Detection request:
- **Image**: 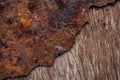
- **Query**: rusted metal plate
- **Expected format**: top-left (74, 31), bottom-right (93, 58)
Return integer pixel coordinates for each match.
top-left (0, 0), bottom-right (115, 79)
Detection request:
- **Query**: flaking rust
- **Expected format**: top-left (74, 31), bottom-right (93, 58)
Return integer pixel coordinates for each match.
top-left (0, 0), bottom-right (115, 79)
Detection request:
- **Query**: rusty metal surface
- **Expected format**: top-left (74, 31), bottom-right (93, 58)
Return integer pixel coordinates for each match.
top-left (0, 0), bottom-right (115, 79)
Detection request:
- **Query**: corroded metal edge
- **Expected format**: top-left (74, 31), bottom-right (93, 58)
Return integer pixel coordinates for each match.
top-left (0, 0), bottom-right (116, 79)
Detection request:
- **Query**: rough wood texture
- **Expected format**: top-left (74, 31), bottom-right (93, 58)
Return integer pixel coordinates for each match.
top-left (7, 1), bottom-right (120, 80)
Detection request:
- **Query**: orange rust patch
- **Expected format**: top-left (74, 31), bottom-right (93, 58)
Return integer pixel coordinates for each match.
top-left (20, 18), bottom-right (32, 28)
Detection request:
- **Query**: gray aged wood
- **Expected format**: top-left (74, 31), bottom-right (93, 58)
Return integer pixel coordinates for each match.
top-left (8, 1), bottom-right (120, 80)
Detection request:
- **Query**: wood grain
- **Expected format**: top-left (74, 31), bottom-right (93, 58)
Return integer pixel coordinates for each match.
top-left (7, 1), bottom-right (120, 80)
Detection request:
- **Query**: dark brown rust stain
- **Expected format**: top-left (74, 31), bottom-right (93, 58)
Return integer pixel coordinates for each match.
top-left (0, 0), bottom-right (115, 79)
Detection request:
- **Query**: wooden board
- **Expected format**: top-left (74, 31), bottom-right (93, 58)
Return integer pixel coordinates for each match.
top-left (7, 1), bottom-right (120, 80)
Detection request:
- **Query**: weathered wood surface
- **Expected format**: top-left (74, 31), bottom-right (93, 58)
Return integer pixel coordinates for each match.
top-left (8, 1), bottom-right (120, 80)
